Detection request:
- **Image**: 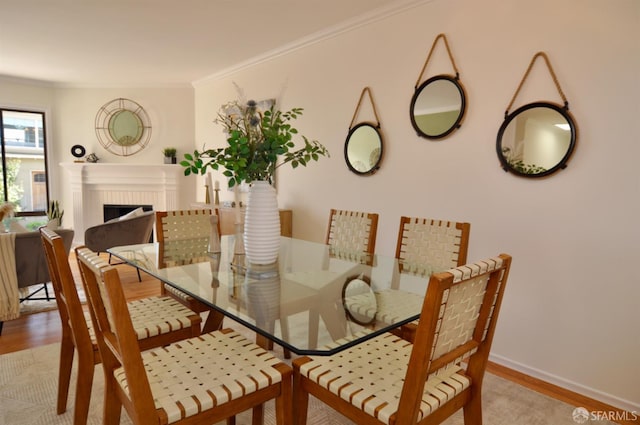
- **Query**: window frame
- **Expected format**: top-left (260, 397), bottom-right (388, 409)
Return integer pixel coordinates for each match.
top-left (0, 107), bottom-right (50, 218)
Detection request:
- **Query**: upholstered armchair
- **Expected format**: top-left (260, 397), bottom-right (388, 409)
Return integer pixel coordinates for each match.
top-left (84, 210), bottom-right (154, 253)
top-left (84, 210), bottom-right (155, 281)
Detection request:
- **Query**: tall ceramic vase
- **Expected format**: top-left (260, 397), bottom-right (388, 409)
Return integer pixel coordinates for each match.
top-left (243, 180), bottom-right (280, 265)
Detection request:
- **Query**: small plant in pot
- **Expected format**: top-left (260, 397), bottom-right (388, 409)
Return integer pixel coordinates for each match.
top-left (47, 200), bottom-right (64, 229)
top-left (163, 147), bottom-right (177, 164)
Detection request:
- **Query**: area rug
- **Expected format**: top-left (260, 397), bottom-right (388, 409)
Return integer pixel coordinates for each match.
top-left (0, 335), bottom-right (613, 425)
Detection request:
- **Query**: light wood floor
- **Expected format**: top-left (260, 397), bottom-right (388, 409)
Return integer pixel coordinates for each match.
top-left (0, 254), bottom-right (635, 425)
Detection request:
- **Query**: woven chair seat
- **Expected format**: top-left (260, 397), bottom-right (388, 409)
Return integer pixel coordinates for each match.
top-left (126, 296), bottom-right (198, 339)
top-left (114, 330), bottom-right (284, 424)
top-left (83, 296), bottom-right (197, 344)
top-left (342, 289), bottom-right (423, 330)
top-left (161, 285), bottom-right (192, 303)
top-left (298, 332), bottom-right (470, 425)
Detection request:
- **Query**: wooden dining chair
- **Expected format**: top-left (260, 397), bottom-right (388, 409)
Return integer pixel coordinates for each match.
top-left (155, 209), bottom-right (225, 332)
top-left (39, 228), bottom-right (202, 425)
top-left (76, 247), bottom-right (292, 425)
top-left (387, 217), bottom-right (471, 340)
top-left (395, 216), bottom-right (470, 279)
top-left (293, 254), bottom-right (512, 425)
top-left (326, 209), bottom-right (379, 266)
top-left (279, 209), bottom-right (379, 352)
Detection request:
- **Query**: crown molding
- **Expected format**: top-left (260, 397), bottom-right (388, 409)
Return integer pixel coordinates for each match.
top-left (192, 0), bottom-right (434, 86)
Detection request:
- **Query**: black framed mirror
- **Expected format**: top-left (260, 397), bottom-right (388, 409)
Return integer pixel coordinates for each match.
top-left (344, 122), bottom-right (383, 175)
top-left (410, 75), bottom-right (466, 139)
top-left (497, 102), bottom-right (577, 177)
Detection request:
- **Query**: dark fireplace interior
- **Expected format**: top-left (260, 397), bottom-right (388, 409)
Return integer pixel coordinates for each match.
top-left (103, 204), bottom-right (153, 221)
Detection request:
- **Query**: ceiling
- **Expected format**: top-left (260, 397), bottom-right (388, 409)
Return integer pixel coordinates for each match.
top-left (0, 0), bottom-right (416, 88)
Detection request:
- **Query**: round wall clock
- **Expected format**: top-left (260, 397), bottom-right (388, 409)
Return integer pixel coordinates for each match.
top-left (95, 98), bottom-right (152, 156)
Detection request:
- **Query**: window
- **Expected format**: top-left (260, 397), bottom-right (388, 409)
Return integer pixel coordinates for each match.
top-left (0, 109), bottom-right (49, 217)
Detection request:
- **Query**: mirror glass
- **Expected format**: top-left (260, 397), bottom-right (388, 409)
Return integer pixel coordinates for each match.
top-left (497, 102), bottom-right (576, 177)
top-left (342, 276), bottom-right (377, 325)
top-left (410, 75), bottom-right (466, 139)
top-left (108, 110), bottom-right (143, 146)
top-left (344, 123), bottom-right (383, 175)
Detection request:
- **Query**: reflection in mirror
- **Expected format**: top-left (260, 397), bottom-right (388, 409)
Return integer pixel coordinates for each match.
top-left (344, 123), bottom-right (383, 175)
top-left (497, 102), bottom-right (576, 177)
top-left (410, 75), bottom-right (466, 139)
top-left (342, 275), bottom-right (377, 325)
top-left (108, 110), bottom-right (143, 146)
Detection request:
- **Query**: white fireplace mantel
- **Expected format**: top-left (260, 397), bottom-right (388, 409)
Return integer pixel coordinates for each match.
top-left (61, 162), bottom-right (182, 244)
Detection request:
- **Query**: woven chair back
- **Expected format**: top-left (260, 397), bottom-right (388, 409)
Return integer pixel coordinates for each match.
top-left (395, 216), bottom-right (470, 276)
top-left (156, 209), bottom-right (215, 268)
top-left (325, 209), bottom-right (379, 265)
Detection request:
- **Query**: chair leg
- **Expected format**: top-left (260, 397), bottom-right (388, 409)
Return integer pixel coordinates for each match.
top-left (277, 367), bottom-right (293, 425)
top-left (279, 316), bottom-right (292, 359)
top-left (251, 405), bottom-right (264, 425)
top-left (56, 335), bottom-right (75, 414)
top-left (463, 390), bottom-right (483, 425)
top-left (226, 416), bottom-right (236, 425)
top-left (73, 353), bottom-right (95, 425)
top-left (103, 374), bottom-right (122, 425)
top-left (202, 309), bottom-right (224, 333)
top-left (292, 371), bottom-right (308, 425)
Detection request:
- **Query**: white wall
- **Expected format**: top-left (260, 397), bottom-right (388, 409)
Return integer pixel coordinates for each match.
top-left (0, 80), bottom-right (197, 221)
top-left (193, 0), bottom-right (640, 411)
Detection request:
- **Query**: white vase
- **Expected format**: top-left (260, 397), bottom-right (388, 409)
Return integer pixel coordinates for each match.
top-left (243, 180), bottom-right (280, 265)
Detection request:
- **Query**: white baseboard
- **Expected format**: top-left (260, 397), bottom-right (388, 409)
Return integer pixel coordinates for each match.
top-left (489, 353), bottom-right (639, 414)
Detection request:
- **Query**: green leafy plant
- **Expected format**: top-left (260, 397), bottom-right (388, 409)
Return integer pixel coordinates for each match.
top-left (162, 147), bottom-right (177, 158)
top-left (501, 147), bottom-right (547, 174)
top-left (47, 200), bottom-right (64, 226)
top-left (181, 99), bottom-right (329, 187)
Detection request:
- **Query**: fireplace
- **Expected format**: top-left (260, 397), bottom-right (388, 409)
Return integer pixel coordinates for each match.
top-left (61, 163), bottom-right (182, 244)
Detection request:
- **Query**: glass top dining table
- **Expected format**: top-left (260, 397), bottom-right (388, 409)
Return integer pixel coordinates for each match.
top-left (108, 235), bottom-right (426, 356)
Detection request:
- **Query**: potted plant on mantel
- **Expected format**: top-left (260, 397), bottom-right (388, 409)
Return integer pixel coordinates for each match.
top-left (162, 147), bottom-right (177, 164)
top-left (181, 98), bottom-right (329, 265)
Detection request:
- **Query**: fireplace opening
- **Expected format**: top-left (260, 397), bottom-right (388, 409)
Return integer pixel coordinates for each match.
top-left (103, 204), bottom-right (153, 222)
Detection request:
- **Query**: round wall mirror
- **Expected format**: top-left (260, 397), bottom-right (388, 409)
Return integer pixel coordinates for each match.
top-left (344, 122), bottom-right (383, 175)
top-left (108, 110), bottom-right (143, 146)
top-left (410, 75), bottom-right (466, 139)
top-left (95, 98), bottom-right (152, 156)
top-left (497, 102), bottom-right (577, 177)
top-left (342, 275), bottom-right (377, 325)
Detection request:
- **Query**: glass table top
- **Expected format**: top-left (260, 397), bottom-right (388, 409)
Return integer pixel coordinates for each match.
top-left (108, 235), bottom-right (427, 355)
